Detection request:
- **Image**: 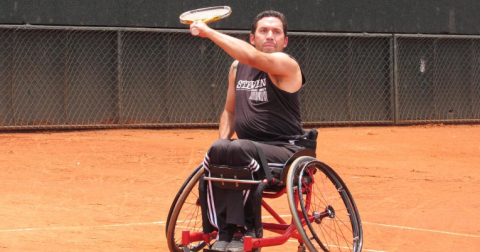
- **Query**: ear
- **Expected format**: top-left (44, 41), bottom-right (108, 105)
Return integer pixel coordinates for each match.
top-left (283, 36), bottom-right (289, 48)
top-left (249, 33), bottom-right (255, 46)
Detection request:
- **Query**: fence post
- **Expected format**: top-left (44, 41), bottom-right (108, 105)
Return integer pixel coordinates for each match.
top-left (393, 34), bottom-right (399, 125)
top-left (117, 30), bottom-right (124, 126)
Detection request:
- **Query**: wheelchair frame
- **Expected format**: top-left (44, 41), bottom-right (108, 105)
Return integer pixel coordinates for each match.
top-left (166, 149), bottom-right (363, 252)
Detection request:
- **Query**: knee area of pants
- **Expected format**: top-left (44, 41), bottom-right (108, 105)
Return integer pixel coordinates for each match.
top-left (208, 139), bottom-right (232, 156)
top-left (211, 139), bottom-right (231, 148)
top-left (226, 140), bottom-right (252, 153)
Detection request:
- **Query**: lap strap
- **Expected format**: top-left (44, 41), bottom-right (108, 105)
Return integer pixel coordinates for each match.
top-left (251, 141), bottom-right (276, 186)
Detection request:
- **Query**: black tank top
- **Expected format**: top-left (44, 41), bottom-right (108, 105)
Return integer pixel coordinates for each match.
top-left (234, 60), bottom-right (306, 142)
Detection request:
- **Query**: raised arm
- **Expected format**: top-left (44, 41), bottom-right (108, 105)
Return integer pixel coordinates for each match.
top-left (190, 21), bottom-right (302, 93)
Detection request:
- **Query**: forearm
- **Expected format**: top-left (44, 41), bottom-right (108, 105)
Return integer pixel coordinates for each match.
top-left (219, 110), bottom-right (235, 139)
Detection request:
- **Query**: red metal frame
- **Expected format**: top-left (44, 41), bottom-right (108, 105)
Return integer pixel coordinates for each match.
top-left (180, 183), bottom-right (316, 251)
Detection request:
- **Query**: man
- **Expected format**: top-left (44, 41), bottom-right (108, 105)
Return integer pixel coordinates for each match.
top-left (191, 10), bottom-right (306, 251)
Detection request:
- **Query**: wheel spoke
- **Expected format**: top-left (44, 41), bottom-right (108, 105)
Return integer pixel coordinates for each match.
top-left (288, 158), bottom-right (362, 252)
top-left (167, 167), bottom-right (208, 252)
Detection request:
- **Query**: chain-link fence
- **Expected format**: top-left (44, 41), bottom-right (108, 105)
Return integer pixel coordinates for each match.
top-left (0, 25), bottom-right (479, 130)
top-left (290, 33), bottom-right (393, 125)
top-left (396, 34), bottom-right (480, 124)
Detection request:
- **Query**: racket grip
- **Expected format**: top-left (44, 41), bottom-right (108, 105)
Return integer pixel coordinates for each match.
top-left (192, 28), bottom-right (200, 36)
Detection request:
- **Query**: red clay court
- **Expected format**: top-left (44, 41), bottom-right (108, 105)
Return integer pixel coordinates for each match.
top-left (1, 124), bottom-right (479, 251)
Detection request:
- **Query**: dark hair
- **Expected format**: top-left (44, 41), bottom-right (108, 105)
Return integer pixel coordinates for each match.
top-left (251, 10), bottom-right (288, 37)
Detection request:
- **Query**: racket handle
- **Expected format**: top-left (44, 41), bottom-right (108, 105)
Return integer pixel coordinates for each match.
top-left (191, 16), bottom-right (217, 36)
top-left (192, 27), bottom-right (200, 36)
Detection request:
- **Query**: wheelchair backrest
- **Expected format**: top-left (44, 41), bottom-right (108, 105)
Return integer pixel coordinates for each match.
top-left (306, 128), bottom-right (318, 141)
top-left (293, 128), bottom-right (318, 152)
top-left (277, 128), bottom-right (318, 183)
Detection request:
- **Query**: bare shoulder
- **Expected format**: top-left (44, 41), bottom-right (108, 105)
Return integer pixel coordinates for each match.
top-left (268, 53), bottom-right (302, 92)
top-left (228, 60), bottom-right (239, 83)
top-left (230, 60), bottom-right (239, 70)
top-left (229, 60), bottom-right (239, 76)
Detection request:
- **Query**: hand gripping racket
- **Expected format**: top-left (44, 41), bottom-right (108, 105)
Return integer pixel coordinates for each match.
top-left (179, 6), bottom-right (232, 36)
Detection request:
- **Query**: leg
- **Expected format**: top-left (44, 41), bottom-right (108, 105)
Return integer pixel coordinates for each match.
top-left (206, 140), bottom-right (298, 229)
top-left (205, 140), bottom-right (301, 251)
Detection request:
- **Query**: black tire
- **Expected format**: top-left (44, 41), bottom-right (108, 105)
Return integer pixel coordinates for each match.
top-left (287, 157), bottom-right (363, 252)
top-left (165, 164), bottom-right (203, 237)
top-left (166, 166), bottom-right (207, 252)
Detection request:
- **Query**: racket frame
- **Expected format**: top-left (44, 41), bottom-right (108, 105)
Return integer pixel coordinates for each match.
top-left (179, 6), bottom-right (232, 25)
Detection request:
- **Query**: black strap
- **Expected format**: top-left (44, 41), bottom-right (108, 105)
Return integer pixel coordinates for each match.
top-left (252, 141), bottom-right (275, 185)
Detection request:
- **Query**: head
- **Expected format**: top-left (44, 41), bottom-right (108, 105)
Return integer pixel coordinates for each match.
top-left (250, 10), bottom-right (289, 53)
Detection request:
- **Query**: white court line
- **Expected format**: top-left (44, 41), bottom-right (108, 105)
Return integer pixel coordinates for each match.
top-left (1, 220), bottom-right (391, 252)
top-left (0, 217), bottom-right (279, 232)
top-left (362, 221), bottom-right (480, 238)
top-left (0, 221), bottom-right (166, 233)
top-left (285, 240), bottom-right (391, 252)
top-left (5, 218), bottom-right (477, 252)
top-left (270, 215), bottom-right (480, 238)
top-left (2, 218), bottom-right (478, 240)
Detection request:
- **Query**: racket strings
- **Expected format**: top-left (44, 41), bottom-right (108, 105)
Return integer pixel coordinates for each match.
top-left (182, 8), bottom-right (229, 21)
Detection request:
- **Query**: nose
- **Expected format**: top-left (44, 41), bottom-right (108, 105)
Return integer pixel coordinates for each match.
top-left (266, 30), bottom-right (273, 39)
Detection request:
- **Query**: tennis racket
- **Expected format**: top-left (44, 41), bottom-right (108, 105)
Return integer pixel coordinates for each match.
top-left (179, 6), bottom-right (232, 36)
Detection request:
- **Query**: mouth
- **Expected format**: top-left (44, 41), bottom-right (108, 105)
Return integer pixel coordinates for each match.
top-left (263, 42), bottom-right (276, 49)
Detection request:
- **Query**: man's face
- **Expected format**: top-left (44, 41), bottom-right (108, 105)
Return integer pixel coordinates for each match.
top-left (250, 17), bottom-right (288, 53)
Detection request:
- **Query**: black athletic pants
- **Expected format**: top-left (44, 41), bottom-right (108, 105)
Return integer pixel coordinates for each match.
top-left (203, 139), bottom-right (302, 241)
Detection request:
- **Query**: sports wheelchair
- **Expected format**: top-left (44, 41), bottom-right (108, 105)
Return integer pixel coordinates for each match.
top-left (166, 129), bottom-right (363, 252)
